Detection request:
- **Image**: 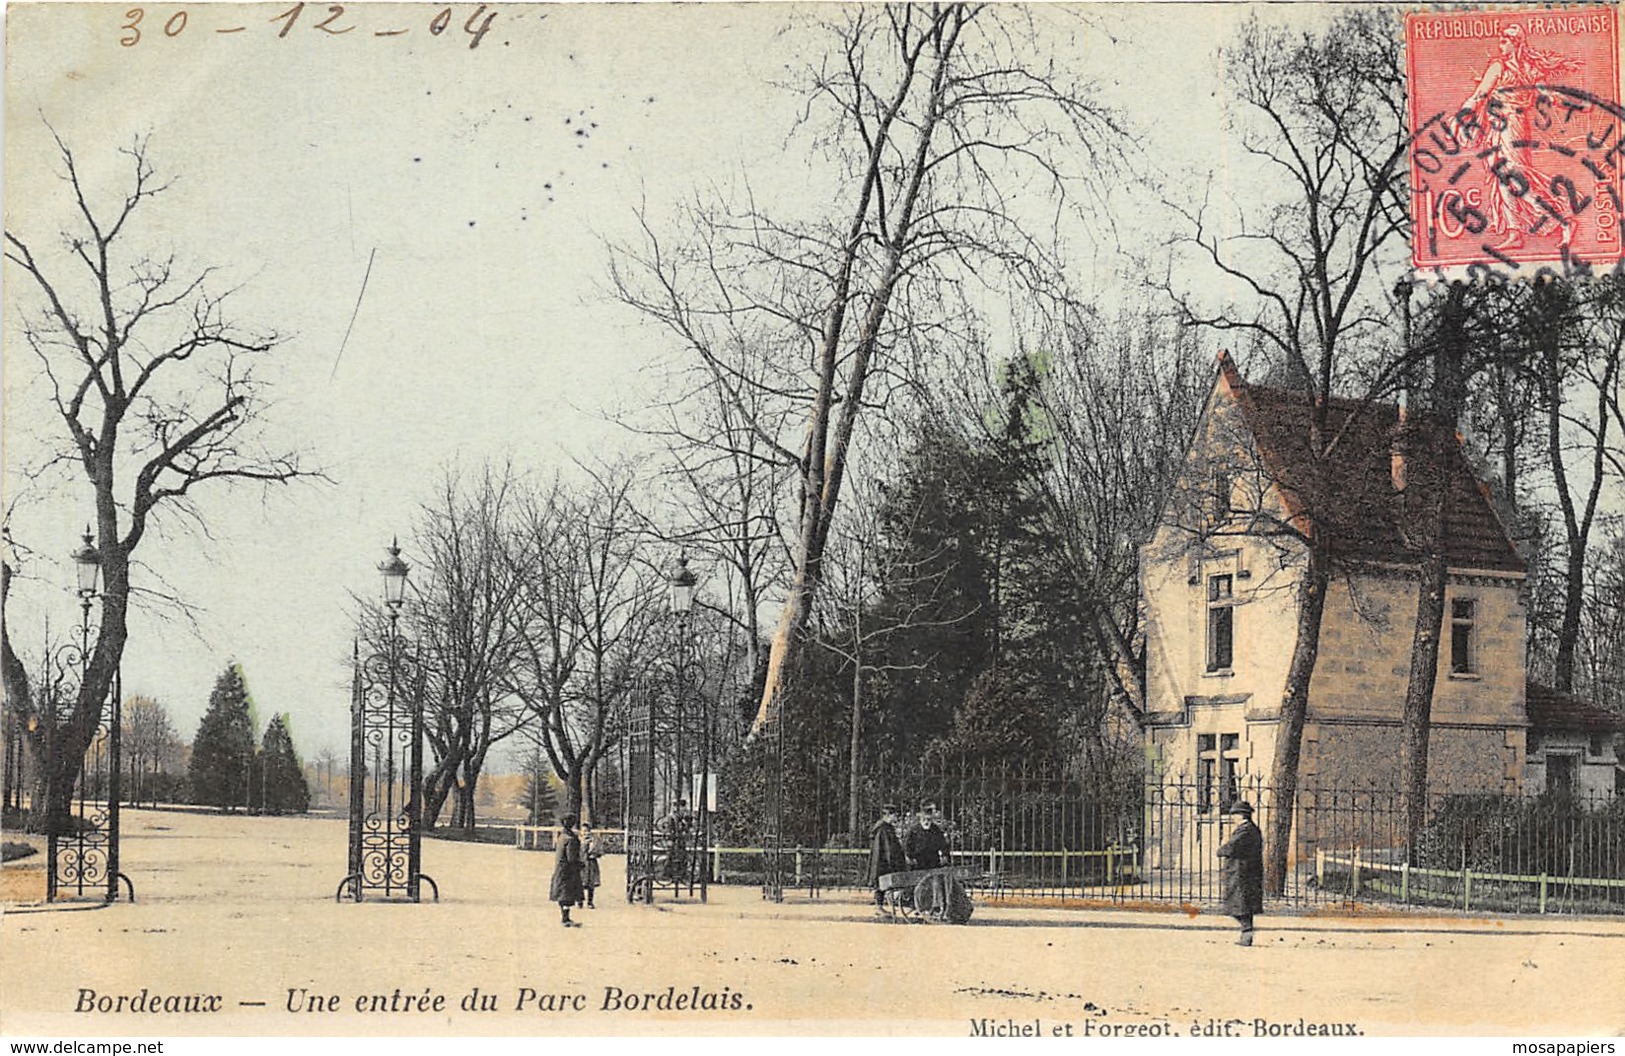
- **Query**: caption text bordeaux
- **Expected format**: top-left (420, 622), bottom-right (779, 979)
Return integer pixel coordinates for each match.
top-left (72, 985), bottom-right (749, 1015)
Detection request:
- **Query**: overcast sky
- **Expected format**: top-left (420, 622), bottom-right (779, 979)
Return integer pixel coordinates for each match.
top-left (2, 2), bottom-right (1556, 764)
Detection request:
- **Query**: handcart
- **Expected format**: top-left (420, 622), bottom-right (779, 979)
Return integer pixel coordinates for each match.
top-left (878, 865), bottom-right (975, 924)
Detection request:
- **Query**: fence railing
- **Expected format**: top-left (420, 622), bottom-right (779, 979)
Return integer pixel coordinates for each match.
top-left (692, 765), bottom-right (1625, 914)
top-left (513, 825), bottom-right (627, 854)
top-left (1316, 849), bottom-right (1625, 914)
top-left (515, 768), bottom-right (1625, 915)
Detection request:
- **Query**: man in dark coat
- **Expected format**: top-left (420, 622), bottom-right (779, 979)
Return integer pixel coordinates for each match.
top-left (1216, 800), bottom-right (1264, 946)
top-left (866, 803), bottom-right (908, 913)
top-left (658, 798), bottom-right (694, 881)
top-left (904, 802), bottom-right (950, 870)
top-left (550, 814), bottom-right (585, 927)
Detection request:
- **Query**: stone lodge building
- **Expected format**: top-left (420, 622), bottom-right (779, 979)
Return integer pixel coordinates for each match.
top-left (1140, 352), bottom-right (1537, 807)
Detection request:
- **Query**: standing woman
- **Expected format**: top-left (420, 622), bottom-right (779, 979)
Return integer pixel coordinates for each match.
top-left (551, 815), bottom-right (585, 927)
top-left (581, 822), bottom-right (603, 909)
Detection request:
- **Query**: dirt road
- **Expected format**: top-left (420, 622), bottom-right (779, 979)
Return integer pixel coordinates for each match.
top-left (3, 809), bottom-right (1621, 1037)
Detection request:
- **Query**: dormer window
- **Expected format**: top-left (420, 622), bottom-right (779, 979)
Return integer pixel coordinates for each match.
top-left (1207, 574), bottom-right (1235, 672)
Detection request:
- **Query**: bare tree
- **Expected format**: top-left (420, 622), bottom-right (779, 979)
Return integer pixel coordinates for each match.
top-left (646, 358), bottom-right (794, 709)
top-left (4, 130), bottom-right (317, 824)
top-left (409, 464), bottom-right (529, 830)
top-left (1527, 280), bottom-right (1625, 693)
top-left (809, 471), bottom-right (966, 834)
top-left (1, 532), bottom-right (44, 816)
top-left (121, 693), bottom-right (177, 808)
top-left (508, 465), bottom-right (664, 822)
top-left (1576, 519), bottom-right (1625, 716)
top-left (1393, 282), bottom-right (1477, 847)
top-left (1461, 278), bottom-right (1625, 698)
top-left (1025, 309), bottom-right (1211, 726)
top-left (1162, 11), bottom-right (1412, 891)
top-left (609, 5), bottom-right (1124, 733)
top-left (307, 746), bottom-right (344, 811)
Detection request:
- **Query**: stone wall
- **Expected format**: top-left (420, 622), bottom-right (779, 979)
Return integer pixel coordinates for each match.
top-left (1309, 572), bottom-right (1526, 728)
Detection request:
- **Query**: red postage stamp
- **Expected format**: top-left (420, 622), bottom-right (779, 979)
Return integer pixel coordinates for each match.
top-left (1407, 7), bottom-right (1625, 275)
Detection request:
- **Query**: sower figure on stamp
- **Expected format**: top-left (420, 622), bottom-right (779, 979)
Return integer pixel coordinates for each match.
top-left (550, 814), bottom-right (585, 927)
top-left (866, 803), bottom-right (908, 916)
top-left (1459, 24), bottom-right (1583, 252)
top-left (1217, 801), bottom-right (1263, 947)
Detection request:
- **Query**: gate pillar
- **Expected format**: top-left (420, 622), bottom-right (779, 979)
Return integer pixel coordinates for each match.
top-left (45, 534), bottom-right (133, 904)
top-left (336, 542), bottom-right (437, 903)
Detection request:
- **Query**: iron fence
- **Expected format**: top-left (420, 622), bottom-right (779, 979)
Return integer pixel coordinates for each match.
top-left (704, 761), bottom-right (1625, 914)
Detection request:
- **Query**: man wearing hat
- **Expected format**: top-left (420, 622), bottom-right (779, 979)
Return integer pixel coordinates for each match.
top-left (1216, 800), bottom-right (1263, 946)
top-left (904, 801), bottom-right (950, 870)
top-left (866, 803), bottom-right (908, 915)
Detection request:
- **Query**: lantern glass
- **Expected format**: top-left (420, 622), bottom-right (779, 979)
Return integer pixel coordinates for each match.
top-left (669, 557), bottom-right (697, 616)
top-left (72, 528), bottom-right (102, 597)
top-left (378, 540), bottom-right (410, 609)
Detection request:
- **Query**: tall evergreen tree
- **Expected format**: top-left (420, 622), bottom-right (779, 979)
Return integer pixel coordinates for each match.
top-left (188, 664), bottom-right (256, 811)
top-left (256, 714), bottom-right (310, 815)
top-left (865, 420), bottom-right (998, 769)
top-left (928, 357), bottom-right (1087, 770)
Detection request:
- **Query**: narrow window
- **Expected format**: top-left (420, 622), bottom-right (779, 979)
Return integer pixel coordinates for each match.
top-left (1211, 469), bottom-right (1233, 521)
top-left (1207, 574), bottom-right (1235, 672)
top-left (1197, 734), bottom-right (1217, 813)
top-left (1220, 733), bottom-right (1241, 806)
top-left (1449, 598), bottom-right (1475, 674)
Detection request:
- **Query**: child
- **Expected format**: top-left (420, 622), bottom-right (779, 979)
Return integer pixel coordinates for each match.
top-left (581, 822), bottom-right (603, 909)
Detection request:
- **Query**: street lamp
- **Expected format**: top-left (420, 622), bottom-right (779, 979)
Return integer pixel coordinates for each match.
top-left (667, 554), bottom-right (707, 901)
top-left (669, 555), bottom-right (696, 617)
top-left (49, 526), bottom-right (131, 902)
top-left (378, 537), bottom-right (411, 621)
top-left (72, 527), bottom-right (101, 631)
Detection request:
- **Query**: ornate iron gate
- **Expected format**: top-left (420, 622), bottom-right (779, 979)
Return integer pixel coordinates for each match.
top-left (336, 641), bottom-right (437, 902)
top-left (623, 624), bottom-right (711, 903)
top-left (625, 698), bottom-right (655, 903)
top-left (760, 712), bottom-right (785, 902)
top-left (42, 645), bottom-right (133, 903)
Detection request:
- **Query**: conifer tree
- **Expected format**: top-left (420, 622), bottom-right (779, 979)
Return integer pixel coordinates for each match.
top-left (188, 664), bottom-right (256, 811)
top-left (927, 357), bottom-right (1086, 770)
top-left (865, 420), bottom-right (997, 768)
top-left (257, 714), bottom-right (310, 815)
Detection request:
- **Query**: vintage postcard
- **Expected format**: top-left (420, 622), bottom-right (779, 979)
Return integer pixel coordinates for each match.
top-left (4, 2), bottom-right (1625, 1048)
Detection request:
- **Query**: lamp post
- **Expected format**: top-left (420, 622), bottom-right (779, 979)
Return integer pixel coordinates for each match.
top-left (378, 537), bottom-right (410, 845)
top-left (668, 554), bottom-right (709, 902)
top-left (670, 555), bottom-right (695, 810)
top-left (48, 527), bottom-right (130, 901)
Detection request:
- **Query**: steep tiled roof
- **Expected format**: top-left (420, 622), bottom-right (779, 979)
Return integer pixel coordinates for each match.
top-left (1526, 682), bottom-right (1625, 733)
top-left (1219, 357), bottom-right (1525, 574)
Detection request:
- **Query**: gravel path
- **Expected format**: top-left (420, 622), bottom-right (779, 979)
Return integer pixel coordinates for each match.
top-left (3, 808), bottom-right (1622, 1037)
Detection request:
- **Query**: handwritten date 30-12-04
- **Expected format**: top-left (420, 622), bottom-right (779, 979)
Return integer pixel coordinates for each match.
top-left (120, 4), bottom-right (501, 50)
